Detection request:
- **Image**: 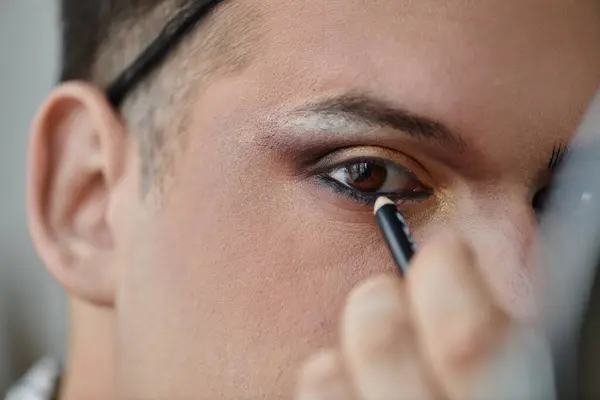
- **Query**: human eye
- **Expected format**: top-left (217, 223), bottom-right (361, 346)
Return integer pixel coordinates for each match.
top-left (312, 147), bottom-right (433, 206)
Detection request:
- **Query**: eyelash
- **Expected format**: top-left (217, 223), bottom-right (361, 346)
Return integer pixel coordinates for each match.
top-left (314, 157), bottom-right (433, 206)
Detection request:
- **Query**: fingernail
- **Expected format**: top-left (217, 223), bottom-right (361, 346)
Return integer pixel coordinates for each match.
top-left (344, 275), bottom-right (411, 358)
top-left (297, 351), bottom-right (350, 400)
top-left (411, 235), bottom-right (482, 321)
top-left (348, 276), bottom-right (404, 319)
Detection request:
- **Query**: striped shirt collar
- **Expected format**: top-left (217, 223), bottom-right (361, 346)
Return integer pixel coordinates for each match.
top-left (5, 358), bottom-right (61, 400)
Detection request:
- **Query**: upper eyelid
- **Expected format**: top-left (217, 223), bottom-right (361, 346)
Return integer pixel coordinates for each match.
top-left (302, 145), bottom-right (436, 188)
top-left (315, 148), bottom-right (406, 166)
top-left (328, 157), bottom-right (412, 172)
top-left (312, 152), bottom-right (416, 173)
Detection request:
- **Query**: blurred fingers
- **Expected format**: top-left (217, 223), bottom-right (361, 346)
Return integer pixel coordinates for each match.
top-left (342, 274), bottom-right (440, 400)
top-left (408, 233), bottom-right (510, 399)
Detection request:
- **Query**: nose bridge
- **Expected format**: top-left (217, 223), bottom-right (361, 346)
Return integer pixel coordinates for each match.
top-left (443, 190), bottom-right (539, 319)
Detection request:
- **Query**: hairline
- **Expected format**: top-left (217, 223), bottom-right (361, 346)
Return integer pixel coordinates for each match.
top-left (69, 1), bottom-right (263, 192)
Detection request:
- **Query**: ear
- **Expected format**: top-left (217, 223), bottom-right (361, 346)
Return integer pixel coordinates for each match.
top-left (27, 82), bottom-right (127, 307)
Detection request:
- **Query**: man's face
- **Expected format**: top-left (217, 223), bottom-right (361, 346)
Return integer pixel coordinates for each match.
top-left (112, 0), bottom-right (600, 397)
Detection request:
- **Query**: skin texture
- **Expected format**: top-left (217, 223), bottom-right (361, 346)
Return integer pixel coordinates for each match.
top-left (27, 0), bottom-right (600, 398)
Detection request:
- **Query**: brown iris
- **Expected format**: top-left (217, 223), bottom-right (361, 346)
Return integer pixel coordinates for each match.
top-left (344, 162), bottom-right (388, 192)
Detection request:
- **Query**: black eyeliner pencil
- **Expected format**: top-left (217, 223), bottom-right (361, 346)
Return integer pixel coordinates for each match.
top-left (374, 197), bottom-right (417, 275)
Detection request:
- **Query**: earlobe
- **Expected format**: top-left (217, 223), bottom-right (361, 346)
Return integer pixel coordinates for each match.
top-left (27, 82), bottom-right (128, 307)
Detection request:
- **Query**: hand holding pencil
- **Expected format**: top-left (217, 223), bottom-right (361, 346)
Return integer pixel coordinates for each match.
top-left (295, 197), bottom-right (554, 400)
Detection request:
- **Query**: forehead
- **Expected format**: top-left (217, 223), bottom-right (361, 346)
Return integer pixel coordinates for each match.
top-left (192, 0), bottom-right (599, 168)
top-left (252, 0), bottom-right (600, 75)
top-left (253, 0), bottom-right (597, 104)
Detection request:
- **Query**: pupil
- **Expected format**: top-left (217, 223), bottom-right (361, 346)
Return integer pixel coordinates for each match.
top-left (347, 162), bottom-right (387, 192)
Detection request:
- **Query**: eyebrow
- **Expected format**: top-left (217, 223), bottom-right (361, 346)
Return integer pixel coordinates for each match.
top-left (280, 93), bottom-right (467, 151)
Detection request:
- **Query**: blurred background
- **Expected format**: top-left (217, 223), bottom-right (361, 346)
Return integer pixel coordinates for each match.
top-left (0, 0), bottom-right (66, 393)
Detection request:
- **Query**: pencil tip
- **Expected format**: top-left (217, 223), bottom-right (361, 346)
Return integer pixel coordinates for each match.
top-left (374, 197), bottom-right (394, 214)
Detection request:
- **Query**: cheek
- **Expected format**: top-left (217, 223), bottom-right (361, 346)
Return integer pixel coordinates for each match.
top-left (115, 138), bottom-right (397, 396)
